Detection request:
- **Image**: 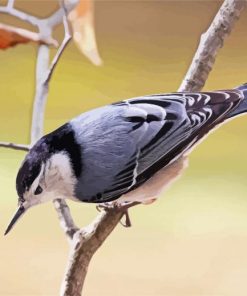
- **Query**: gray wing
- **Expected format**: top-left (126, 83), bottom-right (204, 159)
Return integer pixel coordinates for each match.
top-left (72, 91), bottom-right (242, 203)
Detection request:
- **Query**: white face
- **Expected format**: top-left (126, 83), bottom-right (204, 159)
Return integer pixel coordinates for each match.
top-left (5, 152), bottom-right (78, 235)
top-left (22, 152), bottom-right (77, 209)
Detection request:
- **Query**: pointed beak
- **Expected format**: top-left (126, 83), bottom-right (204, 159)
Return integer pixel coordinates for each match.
top-left (4, 204), bottom-right (26, 236)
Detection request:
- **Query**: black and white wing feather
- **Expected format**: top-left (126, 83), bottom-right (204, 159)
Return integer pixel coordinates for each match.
top-left (74, 90), bottom-right (243, 203)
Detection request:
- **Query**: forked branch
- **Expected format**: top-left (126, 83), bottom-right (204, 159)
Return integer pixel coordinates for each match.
top-left (0, 6), bottom-right (41, 27)
top-left (0, 0), bottom-right (79, 243)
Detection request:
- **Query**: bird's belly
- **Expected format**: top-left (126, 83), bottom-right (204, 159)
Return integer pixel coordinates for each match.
top-left (117, 156), bottom-right (188, 204)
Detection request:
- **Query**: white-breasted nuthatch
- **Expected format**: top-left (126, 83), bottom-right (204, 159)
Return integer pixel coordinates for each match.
top-left (4, 84), bottom-right (247, 235)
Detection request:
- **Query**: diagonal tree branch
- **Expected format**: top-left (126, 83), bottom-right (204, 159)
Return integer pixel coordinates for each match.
top-left (60, 209), bottom-right (124, 295)
top-left (0, 6), bottom-right (42, 27)
top-left (0, 142), bottom-right (29, 151)
top-left (43, 15), bottom-right (72, 86)
top-left (60, 202), bottom-right (141, 295)
top-left (46, 0), bottom-right (79, 29)
top-left (0, 23), bottom-right (58, 49)
top-left (179, 0), bottom-right (247, 92)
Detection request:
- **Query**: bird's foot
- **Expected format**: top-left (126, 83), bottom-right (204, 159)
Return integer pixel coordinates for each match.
top-left (120, 209), bottom-right (132, 227)
top-left (96, 201), bottom-right (140, 228)
top-left (119, 201), bottom-right (141, 227)
top-left (96, 202), bottom-right (116, 212)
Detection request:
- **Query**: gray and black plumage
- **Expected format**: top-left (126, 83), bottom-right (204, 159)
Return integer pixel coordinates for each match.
top-left (5, 84), bottom-right (247, 234)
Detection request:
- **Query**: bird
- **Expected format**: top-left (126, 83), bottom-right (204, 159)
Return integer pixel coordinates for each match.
top-left (4, 83), bottom-right (247, 235)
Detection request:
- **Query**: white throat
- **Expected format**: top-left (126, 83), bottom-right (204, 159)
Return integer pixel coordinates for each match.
top-left (45, 152), bottom-right (77, 200)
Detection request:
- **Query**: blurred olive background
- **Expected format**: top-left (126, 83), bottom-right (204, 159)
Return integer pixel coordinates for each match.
top-left (1, 0), bottom-right (247, 295)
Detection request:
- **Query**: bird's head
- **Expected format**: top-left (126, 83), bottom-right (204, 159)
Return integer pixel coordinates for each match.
top-left (5, 124), bottom-right (81, 235)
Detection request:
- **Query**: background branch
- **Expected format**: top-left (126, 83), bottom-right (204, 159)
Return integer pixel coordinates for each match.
top-left (0, 0), bottom-right (78, 251)
top-left (28, 2), bottom-right (78, 240)
top-left (0, 142), bottom-right (29, 152)
top-left (43, 15), bottom-right (72, 86)
top-left (179, 0), bottom-right (247, 92)
top-left (0, 0), bottom-right (79, 28)
top-left (0, 6), bottom-right (41, 27)
top-left (46, 0), bottom-right (79, 28)
top-left (7, 0), bottom-right (15, 10)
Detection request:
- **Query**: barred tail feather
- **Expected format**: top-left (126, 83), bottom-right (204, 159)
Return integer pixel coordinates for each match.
top-left (228, 83), bottom-right (247, 118)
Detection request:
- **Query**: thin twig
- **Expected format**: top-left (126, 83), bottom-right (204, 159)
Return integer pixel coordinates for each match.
top-left (53, 199), bottom-right (79, 241)
top-left (46, 0), bottom-right (79, 28)
top-left (7, 0), bottom-right (15, 10)
top-left (43, 15), bottom-right (72, 86)
top-left (0, 6), bottom-right (41, 27)
top-left (43, 2), bottom-right (76, 240)
top-left (0, 142), bottom-right (29, 152)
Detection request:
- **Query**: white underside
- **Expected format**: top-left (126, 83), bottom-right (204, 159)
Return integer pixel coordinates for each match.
top-left (117, 155), bottom-right (188, 204)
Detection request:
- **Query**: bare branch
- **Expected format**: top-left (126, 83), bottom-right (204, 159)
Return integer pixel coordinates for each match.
top-left (0, 142), bottom-right (29, 152)
top-left (0, 6), bottom-right (41, 27)
top-left (7, 0), bottom-right (15, 10)
top-left (30, 43), bottom-right (50, 144)
top-left (29, 1), bottom-right (78, 242)
top-left (43, 15), bottom-right (72, 86)
top-left (0, 22), bottom-right (58, 49)
top-left (53, 199), bottom-right (79, 241)
top-left (179, 0), bottom-right (247, 92)
top-left (61, 209), bottom-right (124, 295)
top-left (46, 0), bottom-right (79, 28)
top-left (60, 201), bottom-right (140, 295)
top-left (30, 2), bottom-right (72, 143)
top-left (0, 0), bottom-right (79, 28)
top-left (31, 40), bottom-right (78, 240)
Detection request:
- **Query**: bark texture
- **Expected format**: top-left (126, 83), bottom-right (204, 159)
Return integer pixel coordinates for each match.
top-left (179, 0), bottom-right (247, 92)
top-left (61, 210), bottom-right (124, 295)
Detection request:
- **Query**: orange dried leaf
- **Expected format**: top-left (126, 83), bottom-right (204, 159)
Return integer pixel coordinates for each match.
top-left (69, 0), bottom-right (102, 66)
top-left (0, 23), bottom-right (58, 50)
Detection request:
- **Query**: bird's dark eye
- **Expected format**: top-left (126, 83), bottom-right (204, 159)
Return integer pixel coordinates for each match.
top-left (34, 185), bottom-right (43, 195)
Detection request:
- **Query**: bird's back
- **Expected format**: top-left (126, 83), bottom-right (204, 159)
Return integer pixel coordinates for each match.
top-left (69, 90), bottom-right (243, 203)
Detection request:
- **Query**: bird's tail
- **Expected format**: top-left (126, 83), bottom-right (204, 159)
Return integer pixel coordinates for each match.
top-left (227, 83), bottom-right (247, 118)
